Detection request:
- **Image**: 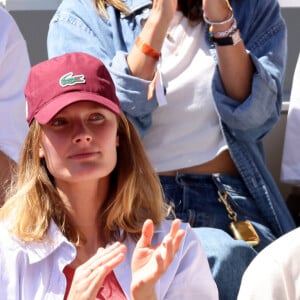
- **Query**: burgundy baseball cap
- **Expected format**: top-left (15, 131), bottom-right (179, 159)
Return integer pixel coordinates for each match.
top-left (25, 52), bottom-right (120, 125)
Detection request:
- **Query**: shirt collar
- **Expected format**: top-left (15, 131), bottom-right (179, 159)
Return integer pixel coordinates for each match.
top-left (23, 220), bottom-right (76, 264)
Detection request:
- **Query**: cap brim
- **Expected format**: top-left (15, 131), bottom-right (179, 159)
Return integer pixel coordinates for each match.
top-left (34, 91), bottom-right (120, 124)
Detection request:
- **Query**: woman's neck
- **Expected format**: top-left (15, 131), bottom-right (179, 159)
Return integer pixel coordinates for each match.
top-left (56, 177), bottom-right (109, 241)
top-left (57, 179), bottom-right (109, 268)
top-left (70, 238), bottom-right (104, 269)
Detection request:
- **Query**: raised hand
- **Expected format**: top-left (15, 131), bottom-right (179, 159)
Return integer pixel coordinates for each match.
top-left (66, 242), bottom-right (126, 300)
top-left (202, 0), bottom-right (232, 22)
top-left (130, 219), bottom-right (186, 300)
top-left (150, 0), bottom-right (177, 28)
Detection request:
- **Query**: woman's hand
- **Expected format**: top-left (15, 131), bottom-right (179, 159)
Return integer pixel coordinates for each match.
top-left (202, 0), bottom-right (232, 22)
top-left (150, 0), bottom-right (177, 28)
top-left (66, 242), bottom-right (126, 300)
top-left (130, 219), bottom-right (186, 300)
top-left (202, 0), bottom-right (254, 101)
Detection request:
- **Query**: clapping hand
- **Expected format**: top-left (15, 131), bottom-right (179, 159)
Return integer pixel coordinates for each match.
top-left (202, 0), bottom-right (232, 22)
top-left (131, 219), bottom-right (186, 300)
top-left (66, 242), bottom-right (126, 300)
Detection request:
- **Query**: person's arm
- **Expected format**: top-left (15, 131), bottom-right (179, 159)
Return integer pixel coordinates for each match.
top-left (214, 36), bottom-right (254, 102)
top-left (210, 0), bottom-right (287, 142)
top-left (0, 151), bottom-right (16, 205)
top-left (203, 0), bottom-right (254, 102)
top-left (126, 0), bottom-right (177, 80)
top-left (0, 9), bottom-right (30, 205)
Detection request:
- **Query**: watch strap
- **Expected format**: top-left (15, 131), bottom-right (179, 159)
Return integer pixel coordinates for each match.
top-left (212, 29), bottom-right (241, 46)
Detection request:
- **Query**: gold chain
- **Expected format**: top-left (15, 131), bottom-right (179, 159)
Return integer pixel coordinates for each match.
top-left (217, 191), bottom-right (237, 222)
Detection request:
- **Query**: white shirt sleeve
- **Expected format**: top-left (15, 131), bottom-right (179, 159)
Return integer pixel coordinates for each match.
top-left (162, 225), bottom-right (219, 300)
top-left (115, 221), bottom-right (219, 300)
top-left (0, 8), bottom-right (30, 162)
top-left (238, 228), bottom-right (300, 300)
top-left (238, 253), bottom-right (289, 300)
top-left (281, 53), bottom-right (300, 185)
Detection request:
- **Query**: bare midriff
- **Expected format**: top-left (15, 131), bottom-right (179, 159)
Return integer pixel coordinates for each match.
top-left (158, 149), bottom-right (238, 176)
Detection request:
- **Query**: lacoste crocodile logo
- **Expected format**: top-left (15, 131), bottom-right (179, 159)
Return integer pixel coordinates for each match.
top-left (59, 72), bottom-right (86, 87)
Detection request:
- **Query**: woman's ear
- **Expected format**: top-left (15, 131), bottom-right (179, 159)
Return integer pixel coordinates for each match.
top-left (116, 135), bottom-right (119, 147)
top-left (39, 145), bottom-right (45, 158)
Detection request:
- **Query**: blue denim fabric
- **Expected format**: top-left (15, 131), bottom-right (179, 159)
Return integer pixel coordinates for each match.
top-left (161, 173), bottom-right (273, 299)
top-left (161, 173), bottom-right (276, 251)
top-left (194, 227), bottom-right (257, 300)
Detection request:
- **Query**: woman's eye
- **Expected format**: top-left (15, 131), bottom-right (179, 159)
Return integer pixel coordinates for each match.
top-left (50, 118), bottom-right (67, 126)
top-left (89, 113), bottom-right (104, 121)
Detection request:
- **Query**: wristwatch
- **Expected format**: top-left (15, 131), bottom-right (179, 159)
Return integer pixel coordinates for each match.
top-left (212, 29), bottom-right (241, 46)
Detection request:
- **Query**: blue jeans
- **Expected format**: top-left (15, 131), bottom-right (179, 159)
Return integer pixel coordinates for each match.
top-left (194, 227), bottom-right (257, 300)
top-left (160, 173), bottom-right (276, 300)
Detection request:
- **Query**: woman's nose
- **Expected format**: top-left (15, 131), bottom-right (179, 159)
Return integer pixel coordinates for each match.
top-left (73, 134), bottom-right (92, 143)
top-left (72, 124), bottom-right (92, 144)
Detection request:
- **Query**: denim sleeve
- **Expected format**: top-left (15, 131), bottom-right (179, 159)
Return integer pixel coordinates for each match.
top-left (109, 51), bottom-right (158, 135)
top-left (211, 0), bottom-right (286, 141)
top-left (47, 4), bottom-right (157, 136)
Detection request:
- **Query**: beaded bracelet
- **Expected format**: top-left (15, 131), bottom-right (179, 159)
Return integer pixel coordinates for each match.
top-left (135, 36), bottom-right (160, 60)
top-left (212, 18), bottom-right (237, 38)
top-left (203, 11), bottom-right (234, 26)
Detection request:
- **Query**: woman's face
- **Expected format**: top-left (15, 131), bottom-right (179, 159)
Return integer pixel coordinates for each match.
top-left (39, 101), bottom-right (119, 184)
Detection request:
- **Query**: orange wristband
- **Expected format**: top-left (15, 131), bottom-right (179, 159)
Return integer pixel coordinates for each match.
top-left (135, 36), bottom-right (160, 60)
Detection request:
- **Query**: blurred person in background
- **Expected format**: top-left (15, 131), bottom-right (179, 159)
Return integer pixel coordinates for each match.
top-left (0, 6), bottom-right (30, 204)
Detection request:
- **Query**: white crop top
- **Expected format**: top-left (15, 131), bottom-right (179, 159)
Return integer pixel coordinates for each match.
top-left (143, 11), bottom-right (227, 172)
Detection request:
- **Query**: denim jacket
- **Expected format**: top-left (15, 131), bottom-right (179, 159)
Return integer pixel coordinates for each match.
top-left (47, 0), bottom-right (295, 236)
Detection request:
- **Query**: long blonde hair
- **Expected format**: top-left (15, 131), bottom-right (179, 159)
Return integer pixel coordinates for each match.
top-left (92, 0), bottom-right (130, 18)
top-left (0, 113), bottom-right (170, 245)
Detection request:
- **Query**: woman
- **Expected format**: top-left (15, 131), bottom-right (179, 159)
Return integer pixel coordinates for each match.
top-left (0, 52), bottom-right (218, 299)
top-left (47, 0), bottom-right (295, 298)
